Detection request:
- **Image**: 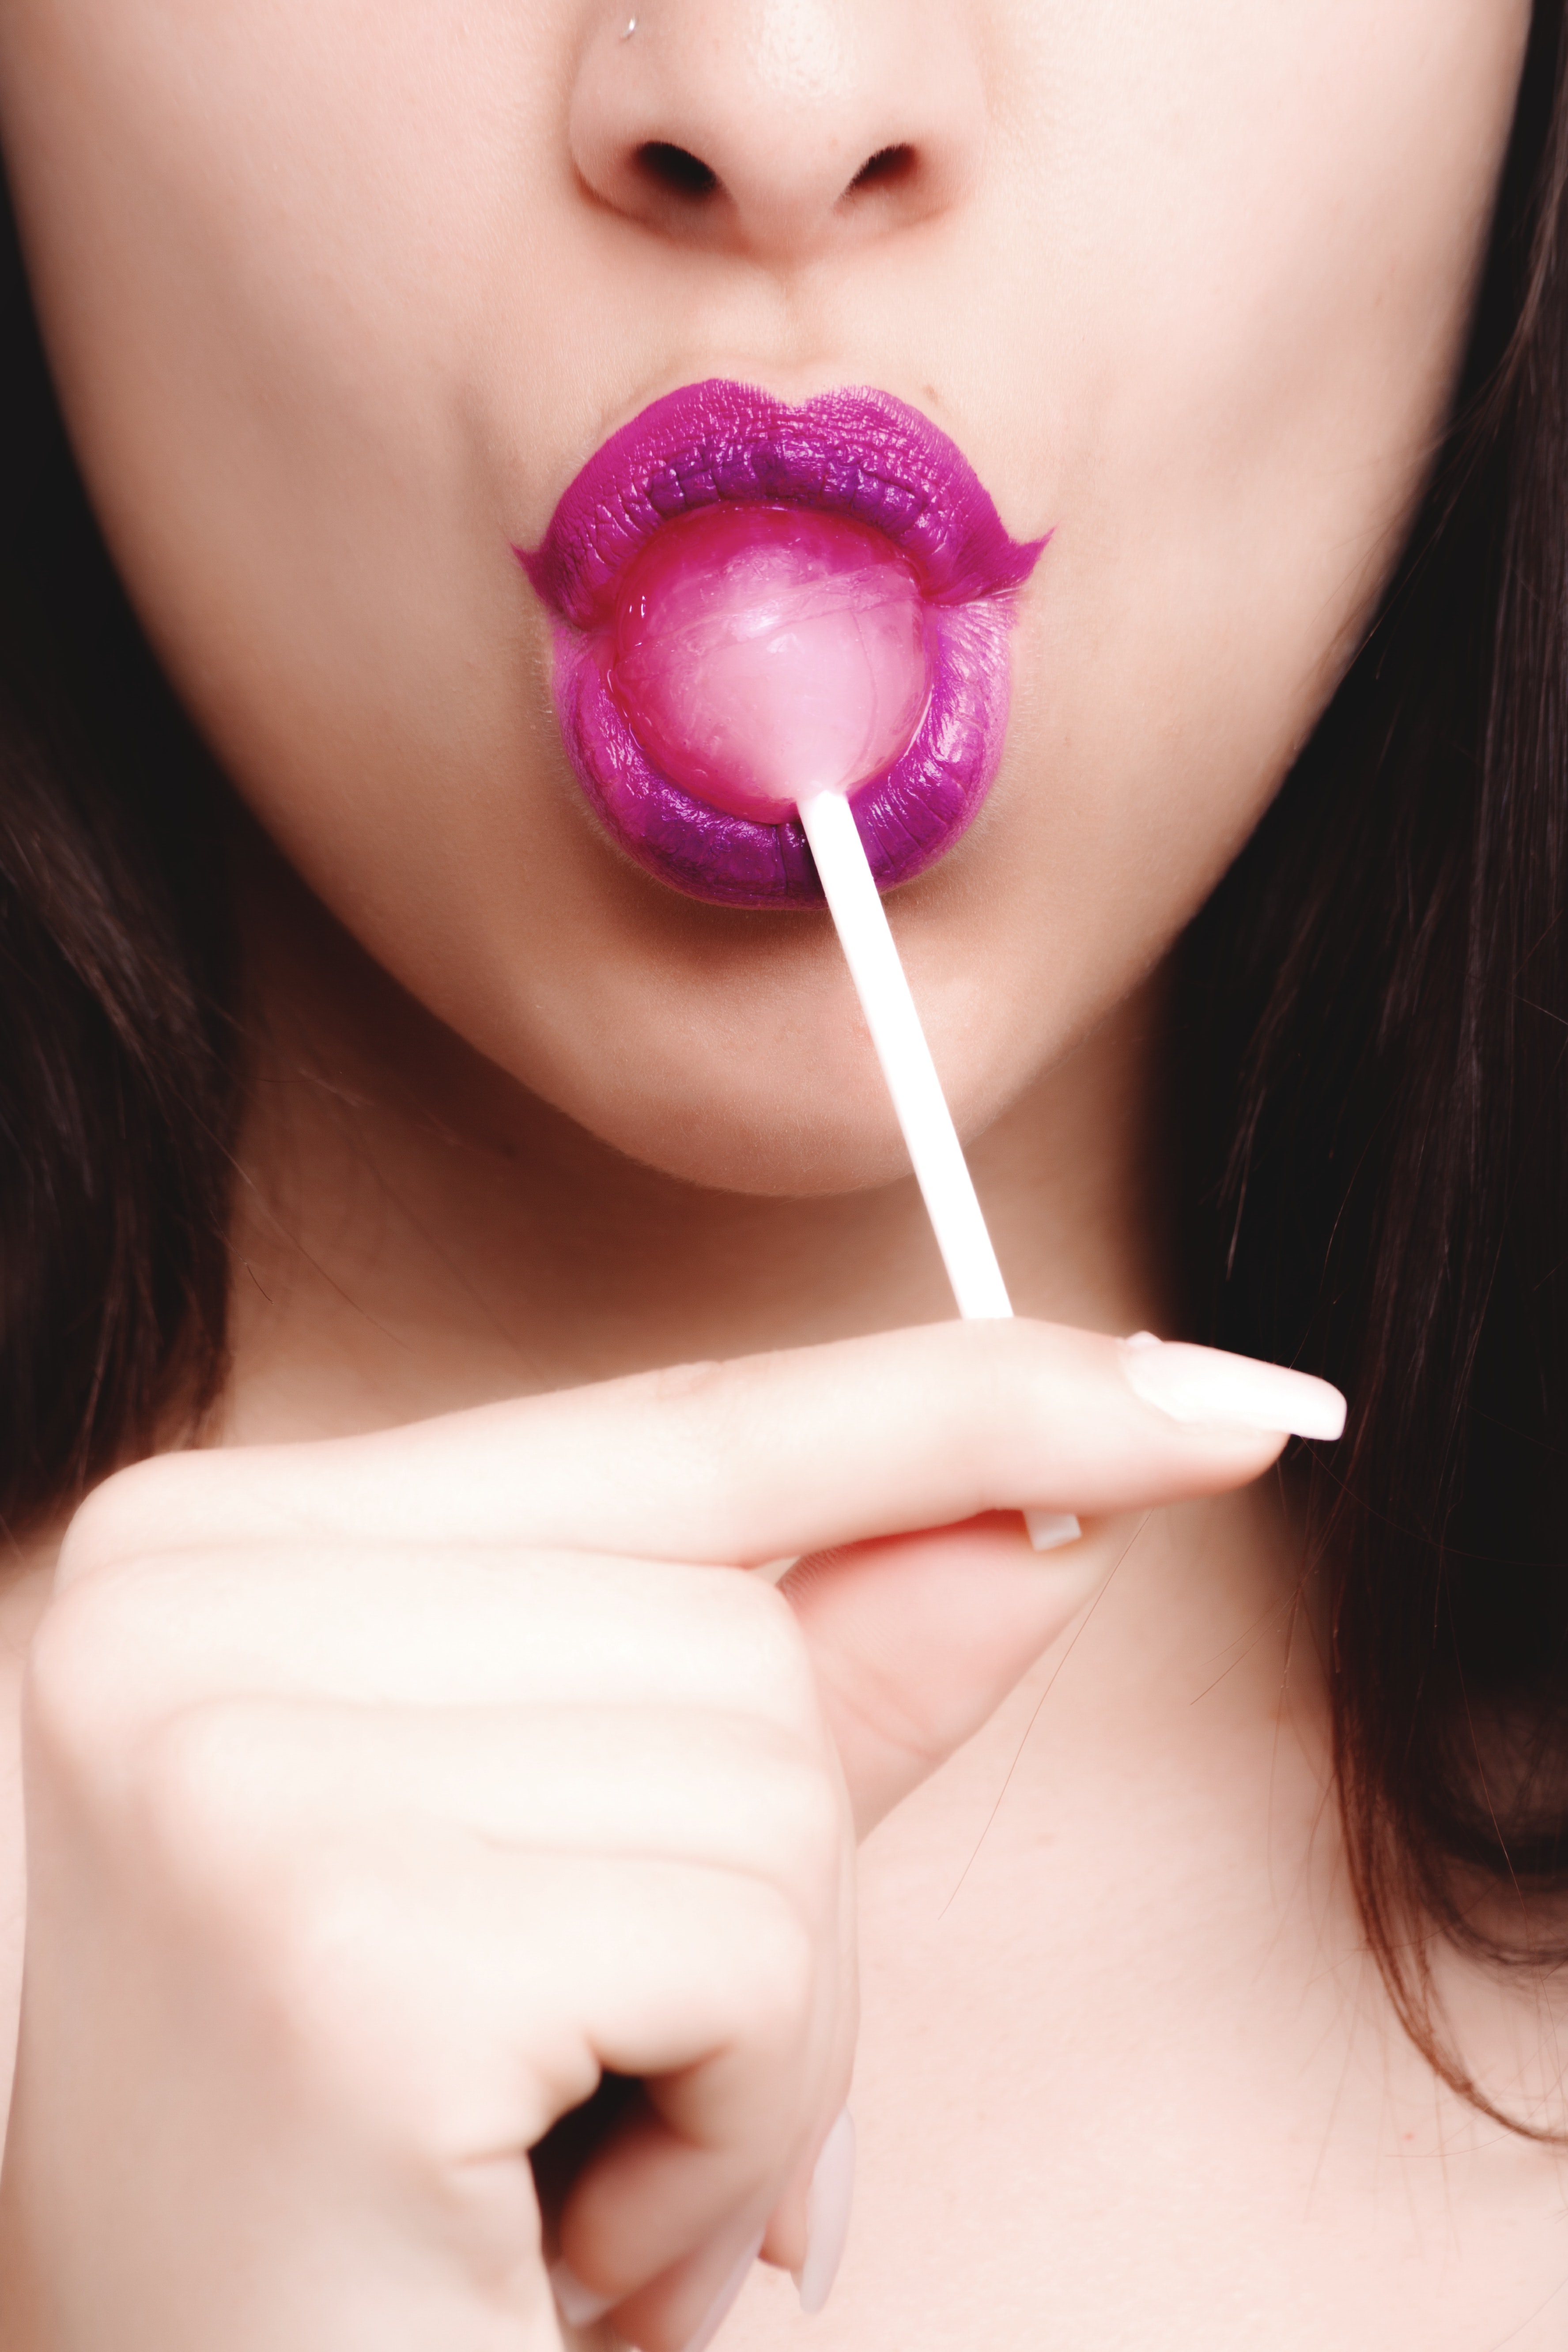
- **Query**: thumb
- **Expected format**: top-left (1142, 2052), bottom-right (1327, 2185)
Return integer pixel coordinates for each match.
top-left (781, 1510), bottom-right (1115, 1837)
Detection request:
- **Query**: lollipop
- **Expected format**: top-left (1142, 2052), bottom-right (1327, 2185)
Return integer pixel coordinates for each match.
top-left (609, 501), bottom-right (1078, 1554)
top-left (607, 504), bottom-right (931, 822)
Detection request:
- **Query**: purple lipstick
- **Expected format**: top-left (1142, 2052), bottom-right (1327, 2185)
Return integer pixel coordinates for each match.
top-left (521, 382), bottom-right (1046, 907)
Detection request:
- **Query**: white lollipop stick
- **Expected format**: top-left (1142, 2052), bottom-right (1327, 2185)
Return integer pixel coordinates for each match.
top-left (797, 788), bottom-right (1081, 1555)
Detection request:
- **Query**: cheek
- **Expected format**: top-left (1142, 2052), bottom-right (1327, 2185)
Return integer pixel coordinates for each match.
top-left (963, 0), bottom-right (1529, 1024)
top-left (0, 0), bottom-right (580, 840)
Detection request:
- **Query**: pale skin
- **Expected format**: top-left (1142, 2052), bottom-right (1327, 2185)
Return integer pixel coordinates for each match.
top-left (0, 1), bottom-right (1564, 2347)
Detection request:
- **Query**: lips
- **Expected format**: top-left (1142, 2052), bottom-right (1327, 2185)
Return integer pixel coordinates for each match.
top-left (520, 381), bottom-right (1047, 908)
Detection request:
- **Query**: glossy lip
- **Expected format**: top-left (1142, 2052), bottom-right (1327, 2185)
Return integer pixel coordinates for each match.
top-left (519, 381), bottom-right (1048, 908)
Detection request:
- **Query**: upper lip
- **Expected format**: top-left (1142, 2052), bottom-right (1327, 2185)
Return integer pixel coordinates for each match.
top-left (521, 379), bottom-right (1043, 625)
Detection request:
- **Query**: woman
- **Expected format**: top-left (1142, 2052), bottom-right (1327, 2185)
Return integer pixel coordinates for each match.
top-left (0, 0), bottom-right (1563, 2344)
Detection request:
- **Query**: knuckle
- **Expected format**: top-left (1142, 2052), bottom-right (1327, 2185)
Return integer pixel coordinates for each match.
top-left (962, 1317), bottom-right (1049, 1464)
top-left (24, 1577), bottom-right (151, 1782)
top-left (56, 1454), bottom-right (198, 1586)
top-left (23, 1543), bottom-right (234, 1788)
top-left (636, 1345), bottom-right (800, 1522)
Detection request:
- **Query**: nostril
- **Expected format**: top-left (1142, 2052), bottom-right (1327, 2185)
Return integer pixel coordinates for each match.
top-left (636, 142), bottom-right (720, 199)
top-left (849, 144), bottom-right (917, 193)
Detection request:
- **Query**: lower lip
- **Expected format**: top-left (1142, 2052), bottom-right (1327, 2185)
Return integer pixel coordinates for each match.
top-left (522, 383), bottom-right (1045, 910)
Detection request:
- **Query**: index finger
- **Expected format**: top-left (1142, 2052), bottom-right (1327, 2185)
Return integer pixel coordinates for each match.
top-left (61, 1321), bottom-right (1343, 1580)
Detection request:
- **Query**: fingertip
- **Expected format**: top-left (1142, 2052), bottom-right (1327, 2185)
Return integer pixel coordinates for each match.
top-left (551, 2256), bottom-right (617, 2329)
top-left (1117, 1336), bottom-right (1346, 1443)
top-left (793, 2109), bottom-right (855, 2317)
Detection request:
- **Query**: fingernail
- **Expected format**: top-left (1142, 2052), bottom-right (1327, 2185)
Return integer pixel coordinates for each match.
top-left (1024, 1506), bottom-right (1082, 1553)
top-left (793, 2107), bottom-right (856, 2318)
top-left (679, 2231), bottom-right (765, 2352)
top-left (1119, 1333), bottom-right (1346, 1440)
top-left (550, 2257), bottom-right (615, 2329)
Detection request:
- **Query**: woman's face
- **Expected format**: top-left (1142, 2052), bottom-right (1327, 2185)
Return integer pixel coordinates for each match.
top-left (0, 0), bottom-right (1531, 1193)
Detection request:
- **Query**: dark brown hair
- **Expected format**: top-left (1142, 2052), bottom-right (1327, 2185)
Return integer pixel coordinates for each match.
top-left (2, 10), bottom-right (1567, 2125)
top-left (1181, 0), bottom-right (1568, 2127)
top-left (0, 181), bottom-right (240, 1535)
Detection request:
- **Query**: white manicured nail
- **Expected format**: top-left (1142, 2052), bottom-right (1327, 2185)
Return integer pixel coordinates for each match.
top-left (1119, 1334), bottom-right (1345, 1440)
top-left (793, 2108), bottom-right (857, 2317)
top-left (549, 2257), bottom-right (615, 2329)
top-left (1024, 1507), bottom-right (1082, 1552)
top-left (679, 2231), bottom-right (765, 2352)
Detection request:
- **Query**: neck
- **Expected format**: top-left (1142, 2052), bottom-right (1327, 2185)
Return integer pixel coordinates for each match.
top-left (223, 846), bottom-right (1180, 1446)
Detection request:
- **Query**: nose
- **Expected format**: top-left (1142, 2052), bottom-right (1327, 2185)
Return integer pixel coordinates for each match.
top-left (568, 0), bottom-right (987, 264)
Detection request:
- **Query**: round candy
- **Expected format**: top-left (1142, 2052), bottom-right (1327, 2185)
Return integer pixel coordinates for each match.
top-left (607, 503), bottom-right (932, 823)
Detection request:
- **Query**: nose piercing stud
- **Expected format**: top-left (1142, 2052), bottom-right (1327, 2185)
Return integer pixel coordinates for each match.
top-left (621, 15), bottom-right (637, 34)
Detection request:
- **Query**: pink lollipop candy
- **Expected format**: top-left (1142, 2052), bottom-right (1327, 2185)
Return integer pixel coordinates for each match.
top-left (607, 504), bottom-right (931, 821)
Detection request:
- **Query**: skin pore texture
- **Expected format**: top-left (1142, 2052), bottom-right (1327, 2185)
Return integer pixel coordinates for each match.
top-left (0, 2), bottom-right (1566, 2348)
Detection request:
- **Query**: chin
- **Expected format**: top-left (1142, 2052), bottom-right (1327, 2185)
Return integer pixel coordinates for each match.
top-left (540, 1058), bottom-right (933, 1200)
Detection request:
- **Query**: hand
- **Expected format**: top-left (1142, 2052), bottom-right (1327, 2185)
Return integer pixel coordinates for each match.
top-left (0, 1321), bottom-right (1337, 2352)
